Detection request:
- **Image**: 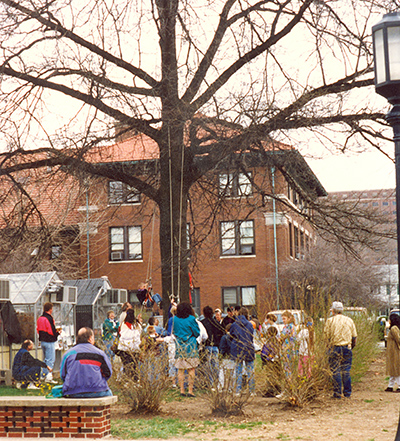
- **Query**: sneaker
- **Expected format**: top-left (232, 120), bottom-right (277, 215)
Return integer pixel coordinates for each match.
top-left (385, 387), bottom-right (394, 392)
top-left (45, 379), bottom-right (58, 384)
top-left (16, 382), bottom-right (22, 389)
top-left (27, 383), bottom-right (40, 390)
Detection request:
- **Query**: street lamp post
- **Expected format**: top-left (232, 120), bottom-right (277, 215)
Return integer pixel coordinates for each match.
top-left (372, 12), bottom-right (400, 441)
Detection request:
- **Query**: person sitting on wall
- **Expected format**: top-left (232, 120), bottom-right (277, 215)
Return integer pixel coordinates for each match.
top-left (12, 339), bottom-right (52, 390)
top-left (60, 327), bottom-right (113, 398)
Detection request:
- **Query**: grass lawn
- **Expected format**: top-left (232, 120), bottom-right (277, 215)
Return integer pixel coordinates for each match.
top-left (0, 384), bottom-right (55, 396)
top-left (111, 417), bottom-right (264, 439)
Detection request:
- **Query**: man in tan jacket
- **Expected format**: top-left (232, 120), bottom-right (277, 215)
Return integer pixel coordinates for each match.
top-left (324, 301), bottom-right (357, 399)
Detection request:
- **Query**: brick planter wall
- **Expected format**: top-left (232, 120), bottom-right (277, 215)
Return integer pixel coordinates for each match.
top-left (0, 396), bottom-right (117, 438)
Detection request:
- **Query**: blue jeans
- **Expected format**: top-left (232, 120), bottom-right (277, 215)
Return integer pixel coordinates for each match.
top-left (205, 346), bottom-right (219, 386)
top-left (15, 366), bottom-right (42, 383)
top-left (103, 340), bottom-right (115, 360)
top-left (65, 389), bottom-right (113, 398)
top-left (328, 346), bottom-right (352, 397)
top-left (235, 360), bottom-right (255, 393)
top-left (41, 341), bottom-right (56, 375)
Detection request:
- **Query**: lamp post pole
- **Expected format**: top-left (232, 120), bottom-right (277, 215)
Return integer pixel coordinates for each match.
top-left (372, 12), bottom-right (400, 441)
top-left (386, 106), bottom-right (400, 291)
top-left (389, 107), bottom-right (400, 441)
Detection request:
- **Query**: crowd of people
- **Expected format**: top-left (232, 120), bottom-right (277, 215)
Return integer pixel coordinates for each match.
top-left (11, 299), bottom-right (361, 400)
top-left (98, 299), bottom-right (358, 399)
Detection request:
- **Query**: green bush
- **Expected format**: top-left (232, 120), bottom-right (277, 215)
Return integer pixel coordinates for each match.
top-left (350, 316), bottom-right (379, 383)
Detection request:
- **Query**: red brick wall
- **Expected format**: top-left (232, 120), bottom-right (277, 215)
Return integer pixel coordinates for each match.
top-left (0, 404), bottom-right (111, 438)
top-left (81, 167), bottom-right (317, 312)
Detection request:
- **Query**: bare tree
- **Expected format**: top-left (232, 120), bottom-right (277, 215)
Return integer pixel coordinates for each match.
top-left (0, 0), bottom-right (394, 307)
top-left (278, 237), bottom-right (386, 315)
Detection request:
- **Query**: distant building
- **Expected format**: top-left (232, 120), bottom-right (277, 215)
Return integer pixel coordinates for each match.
top-left (329, 189), bottom-right (396, 222)
top-left (374, 264), bottom-right (399, 312)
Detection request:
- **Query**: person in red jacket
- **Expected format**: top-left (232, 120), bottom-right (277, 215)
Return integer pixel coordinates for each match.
top-left (36, 302), bottom-right (60, 383)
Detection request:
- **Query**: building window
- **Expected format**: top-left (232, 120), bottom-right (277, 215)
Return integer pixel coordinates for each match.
top-left (222, 286), bottom-right (256, 309)
top-left (220, 220), bottom-right (255, 256)
top-left (300, 230), bottom-right (305, 259)
top-left (294, 225), bottom-right (299, 259)
top-left (109, 226), bottom-right (142, 261)
top-left (108, 181), bottom-right (140, 204)
top-left (383, 201), bottom-right (389, 206)
top-left (288, 221), bottom-right (294, 258)
top-left (219, 172), bottom-right (252, 197)
top-left (372, 202), bottom-right (379, 207)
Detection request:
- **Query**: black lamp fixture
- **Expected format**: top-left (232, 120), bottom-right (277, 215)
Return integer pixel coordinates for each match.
top-left (372, 13), bottom-right (400, 441)
top-left (373, 13), bottom-right (400, 104)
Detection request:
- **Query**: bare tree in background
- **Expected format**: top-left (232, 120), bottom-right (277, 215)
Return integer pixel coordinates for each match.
top-left (278, 237), bottom-right (387, 315)
top-left (0, 0), bottom-right (395, 306)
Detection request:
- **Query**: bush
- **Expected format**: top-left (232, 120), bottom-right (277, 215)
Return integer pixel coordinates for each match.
top-left (110, 348), bottom-right (170, 414)
top-left (256, 316), bottom-right (380, 407)
top-left (256, 323), bottom-right (331, 407)
top-left (198, 360), bottom-right (250, 416)
top-left (350, 316), bottom-right (379, 383)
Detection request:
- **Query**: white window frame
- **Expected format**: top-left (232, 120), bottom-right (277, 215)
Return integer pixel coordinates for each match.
top-left (109, 226), bottom-right (142, 261)
top-left (219, 172), bottom-right (252, 197)
top-left (108, 180), bottom-right (140, 205)
top-left (220, 220), bottom-right (255, 256)
top-left (222, 286), bottom-right (256, 309)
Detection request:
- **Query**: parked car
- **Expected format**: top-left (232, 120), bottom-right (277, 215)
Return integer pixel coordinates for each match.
top-left (264, 309), bottom-right (306, 334)
top-left (343, 307), bottom-right (369, 319)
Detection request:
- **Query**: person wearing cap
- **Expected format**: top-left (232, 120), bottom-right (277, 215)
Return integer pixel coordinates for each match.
top-left (324, 301), bottom-right (357, 399)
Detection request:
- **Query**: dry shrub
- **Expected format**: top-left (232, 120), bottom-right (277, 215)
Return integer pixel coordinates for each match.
top-left (349, 316), bottom-right (379, 382)
top-left (198, 358), bottom-right (250, 416)
top-left (256, 323), bottom-right (331, 407)
top-left (110, 347), bottom-right (170, 414)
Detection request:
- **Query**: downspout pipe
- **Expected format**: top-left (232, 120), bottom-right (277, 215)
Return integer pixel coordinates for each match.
top-left (272, 167), bottom-right (280, 310)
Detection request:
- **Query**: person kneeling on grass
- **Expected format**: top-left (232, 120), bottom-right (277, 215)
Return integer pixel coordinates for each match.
top-left (60, 327), bottom-right (113, 398)
top-left (12, 339), bottom-right (52, 390)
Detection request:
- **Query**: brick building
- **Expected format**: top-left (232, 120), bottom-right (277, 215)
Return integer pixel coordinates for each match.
top-left (71, 133), bottom-right (326, 316)
top-left (0, 133), bottom-right (326, 316)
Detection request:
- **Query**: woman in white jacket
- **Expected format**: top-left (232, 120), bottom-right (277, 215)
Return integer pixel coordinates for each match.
top-left (118, 309), bottom-right (142, 380)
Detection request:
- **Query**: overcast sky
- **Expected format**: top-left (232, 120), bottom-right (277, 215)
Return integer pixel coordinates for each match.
top-left (307, 148), bottom-right (395, 193)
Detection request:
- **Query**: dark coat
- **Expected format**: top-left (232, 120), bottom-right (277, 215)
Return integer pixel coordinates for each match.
top-left (12, 348), bottom-right (47, 381)
top-left (219, 334), bottom-right (232, 358)
top-left (229, 315), bottom-right (255, 362)
top-left (200, 316), bottom-right (225, 347)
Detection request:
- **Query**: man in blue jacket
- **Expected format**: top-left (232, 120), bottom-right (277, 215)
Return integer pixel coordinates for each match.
top-left (12, 339), bottom-right (52, 390)
top-left (229, 307), bottom-right (255, 395)
top-left (61, 327), bottom-right (112, 398)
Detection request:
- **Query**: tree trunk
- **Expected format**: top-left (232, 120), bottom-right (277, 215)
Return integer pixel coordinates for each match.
top-left (158, 122), bottom-right (190, 323)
